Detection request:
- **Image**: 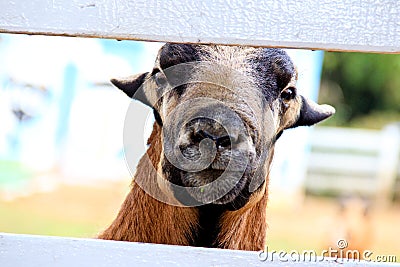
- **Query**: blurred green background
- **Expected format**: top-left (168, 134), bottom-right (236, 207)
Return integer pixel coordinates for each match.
top-left (320, 52), bottom-right (400, 129)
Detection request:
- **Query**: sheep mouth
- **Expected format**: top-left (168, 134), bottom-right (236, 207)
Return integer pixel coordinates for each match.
top-left (181, 168), bottom-right (244, 185)
top-left (177, 167), bottom-right (252, 207)
top-left (162, 134), bottom-right (259, 207)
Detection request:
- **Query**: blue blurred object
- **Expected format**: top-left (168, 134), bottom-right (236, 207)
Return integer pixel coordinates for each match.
top-left (0, 34), bottom-right (160, 189)
top-left (55, 63), bottom-right (77, 148)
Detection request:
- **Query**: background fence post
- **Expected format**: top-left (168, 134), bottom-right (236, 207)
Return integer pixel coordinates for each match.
top-left (376, 124), bottom-right (400, 206)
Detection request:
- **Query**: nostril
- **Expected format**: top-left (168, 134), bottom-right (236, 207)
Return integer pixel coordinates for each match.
top-left (216, 135), bottom-right (231, 149)
top-left (192, 129), bottom-right (216, 144)
top-left (191, 129), bottom-right (238, 149)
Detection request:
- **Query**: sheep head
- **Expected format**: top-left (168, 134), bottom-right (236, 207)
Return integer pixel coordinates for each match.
top-left (112, 44), bottom-right (334, 210)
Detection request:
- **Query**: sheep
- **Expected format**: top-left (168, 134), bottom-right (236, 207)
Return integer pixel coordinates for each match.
top-left (98, 44), bottom-right (335, 251)
top-left (325, 196), bottom-right (373, 259)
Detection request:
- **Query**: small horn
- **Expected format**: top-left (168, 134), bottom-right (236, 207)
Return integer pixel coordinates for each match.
top-left (292, 96), bottom-right (335, 127)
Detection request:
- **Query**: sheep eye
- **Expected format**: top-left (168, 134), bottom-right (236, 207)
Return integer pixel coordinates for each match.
top-left (154, 71), bottom-right (168, 87)
top-left (280, 87), bottom-right (296, 101)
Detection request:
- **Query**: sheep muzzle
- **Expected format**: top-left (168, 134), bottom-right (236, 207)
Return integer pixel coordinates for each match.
top-left (161, 96), bottom-right (265, 207)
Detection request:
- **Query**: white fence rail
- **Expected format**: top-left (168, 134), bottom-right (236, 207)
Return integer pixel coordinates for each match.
top-left (305, 125), bottom-right (400, 203)
top-left (1, 233), bottom-right (398, 267)
top-left (0, 0), bottom-right (399, 53)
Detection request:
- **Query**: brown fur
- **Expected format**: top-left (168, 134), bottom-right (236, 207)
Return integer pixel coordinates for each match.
top-left (99, 123), bottom-right (198, 245)
top-left (99, 122), bottom-right (271, 250)
top-left (217, 183), bottom-right (268, 250)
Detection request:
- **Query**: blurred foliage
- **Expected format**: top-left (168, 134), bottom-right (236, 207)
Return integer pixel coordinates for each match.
top-left (0, 160), bottom-right (33, 186)
top-left (319, 52), bottom-right (400, 129)
top-left (0, 204), bottom-right (97, 237)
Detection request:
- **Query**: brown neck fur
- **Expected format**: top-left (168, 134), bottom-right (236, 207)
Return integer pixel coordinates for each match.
top-left (99, 123), bottom-right (269, 250)
top-left (216, 186), bottom-right (268, 250)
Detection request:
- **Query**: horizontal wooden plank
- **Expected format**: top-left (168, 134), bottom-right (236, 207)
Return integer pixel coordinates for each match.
top-left (305, 175), bottom-right (377, 195)
top-left (305, 125), bottom-right (400, 202)
top-left (310, 127), bottom-right (381, 153)
top-left (0, 233), bottom-right (263, 267)
top-left (0, 233), bottom-right (395, 266)
top-left (308, 153), bottom-right (378, 175)
top-left (0, 0), bottom-right (399, 53)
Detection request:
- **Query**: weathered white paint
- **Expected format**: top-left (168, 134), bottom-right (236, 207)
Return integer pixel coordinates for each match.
top-left (0, 0), bottom-right (399, 53)
top-left (0, 233), bottom-right (397, 266)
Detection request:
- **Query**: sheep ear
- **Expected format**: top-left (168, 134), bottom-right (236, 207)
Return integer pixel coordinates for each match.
top-left (111, 72), bottom-right (152, 107)
top-left (292, 96), bottom-right (335, 128)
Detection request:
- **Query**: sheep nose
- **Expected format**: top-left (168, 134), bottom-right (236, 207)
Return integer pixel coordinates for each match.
top-left (192, 129), bottom-right (238, 149)
top-left (189, 118), bottom-right (239, 150)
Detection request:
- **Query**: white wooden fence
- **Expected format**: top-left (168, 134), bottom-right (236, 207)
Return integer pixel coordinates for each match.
top-left (1, 0), bottom-right (400, 266)
top-left (1, 0), bottom-right (399, 53)
top-left (305, 125), bottom-right (400, 204)
top-left (1, 232), bottom-right (398, 267)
